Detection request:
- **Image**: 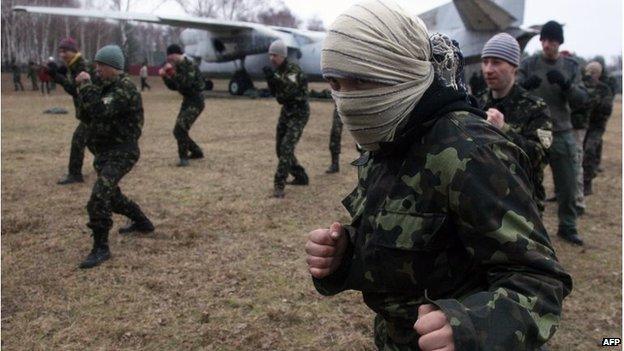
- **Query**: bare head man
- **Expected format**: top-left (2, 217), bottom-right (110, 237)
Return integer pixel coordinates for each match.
top-left (58, 37), bottom-right (79, 64)
top-left (268, 40), bottom-right (287, 67)
top-left (540, 21), bottom-right (564, 61)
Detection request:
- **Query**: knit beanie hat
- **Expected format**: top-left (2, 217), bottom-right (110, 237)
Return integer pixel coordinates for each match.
top-left (95, 45), bottom-right (125, 70)
top-left (540, 21), bottom-right (564, 44)
top-left (481, 33), bottom-right (520, 66)
top-left (166, 44), bottom-right (183, 55)
top-left (59, 37), bottom-right (78, 52)
top-left (268, 40), bottom-right (287, 57)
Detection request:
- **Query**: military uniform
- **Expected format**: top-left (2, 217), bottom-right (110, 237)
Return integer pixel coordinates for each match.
top-left (51, 54), bottom-right (95, 180)
top-left (77, 73), bottom-right (150, 250)
top-left (313, 85), bottom-right (572, 350)
top-left (518, 53), bottom-right (587, 240)
top-left (327, 107), bottom-right (343, 172)
top-left (163, 57), bottom-right (205, 161)
top-left (583, 80), bottom-right (613, 193)
top-left (27, 63), bottom-right (39, 90)
top-left (266, 59), bottom-right (310, 190)
top-left (478, 84), bottom-right (552, 212)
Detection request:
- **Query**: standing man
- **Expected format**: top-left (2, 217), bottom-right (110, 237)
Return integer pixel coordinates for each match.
top-left (50, 38), bottom-right (94, 185)
top-left (478, 33), bottom-right (553, 213)
top-left (74, 45), bottom-right (154, 269)
top-left (326, 106), bottom-right (342, 173)
top-left (583, 61), bottom-right (614, 195)
top-left (140, 61), bottom-right (151, 91)
top-left (11, 59), bottom-right (24, 91)
top-left (159, 44), bottom-right (205, 167)
top-left (27, 61), bottom-right (39, 91)
top-left (263, 40), bottom-right (310, 198)
top-left (306, 2), bottom-right (572, 349)
top-left (518, 21), bottom-right (588, 245)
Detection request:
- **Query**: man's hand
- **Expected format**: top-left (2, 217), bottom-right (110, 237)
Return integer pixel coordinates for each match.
top-left (546, 70), bottom-right (570, 90)
top-left (263, 66), bottom-right (274, 79)
top-left (414, 304), bottom-right (455, 351)
top-left (158, 68), bottom-right (167, 77)
top-left (486, 108), bottom-right (505, 129)
top-left (75, 71), bottom-right (91, 85)
top-left (305, 222), bottom-right (348, 279)
top-left (521, 75), bottom-right (542, 90)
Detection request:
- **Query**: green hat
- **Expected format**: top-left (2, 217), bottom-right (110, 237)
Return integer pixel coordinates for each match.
top-left (95, 45), bottom-right (124, 70)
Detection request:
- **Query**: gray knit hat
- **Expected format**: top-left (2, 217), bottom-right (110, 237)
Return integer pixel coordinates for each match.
top-left (95, 45), bottom-right (125, 70)
top-left (268, 40), bottom-right (287, 57)
top-left (481, 33), bottom-right (520, 66)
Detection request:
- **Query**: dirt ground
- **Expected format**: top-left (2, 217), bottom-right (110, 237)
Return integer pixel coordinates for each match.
top-left (1, 74), bottom-right (621, 350)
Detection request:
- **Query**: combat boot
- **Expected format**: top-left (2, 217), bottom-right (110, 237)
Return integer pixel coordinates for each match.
top-left (273, 186), bottom-right (285, 198)
top-left (119, 218), bottom-right (155, 234)
top-left (583, 180), bottom-right (593, 196)
top-left (557, 230), bottom-right (584, 246)
top-left (288, 173), bottom-right (309, 186)
top-left (189, 151), bottom-right (204, 159)
top-left (325, 154), bottom-right (340, 174)
top-left (79, 232), bottom-right (111, 269)
top-left (57, 173), bottom-right (84, 185)
top-left (177, 158), bottom-right (190, 167)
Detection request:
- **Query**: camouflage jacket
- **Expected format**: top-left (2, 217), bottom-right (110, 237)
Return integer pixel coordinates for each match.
top-left (313, 85), bottom-right (572, 350)
top-left (52, 54), bottom-right (97, 120)
top-left (586, 79), bottom-right (614, 126)
top-left (478, 84), bottom-right (553, 170)
top-left (267, 59), bottom-right (308, 107)
top-left (77, 73), bottom-right (144, 154)
top-left (163, 57), bottom-right (205, 101)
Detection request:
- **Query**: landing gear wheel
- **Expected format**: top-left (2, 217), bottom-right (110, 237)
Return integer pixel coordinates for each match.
top-left (228, 69), bottom-right (254, 95)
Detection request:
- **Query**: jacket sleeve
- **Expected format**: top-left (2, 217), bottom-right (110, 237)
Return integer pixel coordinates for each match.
top-left (516, 58), bottom-right (531, 87)
top-left (431, 142), bottom-right (572, 350)
top-left (564, 62), bottom-right (589, 107)
top-left (597, 85), bottom-right (614, 116)
top-left (162, 75), bottom-right (178, 91)
top-left (78, 82), bottom-right (129, 123)
top-left (505, 101), bottom-right (552, 168)
top-left (170, 63), bottom-right (203, 95)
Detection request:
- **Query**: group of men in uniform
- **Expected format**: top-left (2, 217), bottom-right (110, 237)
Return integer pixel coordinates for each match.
top-left (477, 21), bottom-right (616, 246)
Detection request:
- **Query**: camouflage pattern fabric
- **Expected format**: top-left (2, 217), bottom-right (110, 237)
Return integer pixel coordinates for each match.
top-left (268, 59), bottom-right (310, 189)
top-left (329, 107), bottom-right (343, 157)
top-left (77, 73), bottom-right (147, 233)
top-left (583, 80), bottom-right (614, 184)
top-left (478, 84), bottom-right (552, 212)
top-left (51, 54), bottom-right (96, 176)
top-left (27, 64), bottom-right (38, 90)
top-left (313, 109), bottom-right (572, 350)
top-left (163, 57), bottom-right (205, 159)
top-left (274, 104), bottom-right (310, 188)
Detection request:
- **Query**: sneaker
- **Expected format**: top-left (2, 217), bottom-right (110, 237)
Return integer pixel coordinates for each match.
top-left (557, 231), bottom-right (584, 246)
top-left (177, 159), bottom-right (190, 167)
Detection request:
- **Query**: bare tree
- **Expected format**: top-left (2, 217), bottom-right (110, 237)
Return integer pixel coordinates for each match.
top-left (305, 15), bottom-right (325, 31)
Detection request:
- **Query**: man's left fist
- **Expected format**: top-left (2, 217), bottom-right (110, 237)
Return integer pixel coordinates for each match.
top-left (75, 71), bottom-right (91, 84)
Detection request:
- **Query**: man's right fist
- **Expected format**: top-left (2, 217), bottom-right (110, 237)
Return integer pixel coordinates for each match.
top-left (305, 222), bottom-right (348, 279)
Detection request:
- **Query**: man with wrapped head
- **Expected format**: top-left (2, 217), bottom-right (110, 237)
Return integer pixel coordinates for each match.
top-left (305, 1), bottom-right (571, 350)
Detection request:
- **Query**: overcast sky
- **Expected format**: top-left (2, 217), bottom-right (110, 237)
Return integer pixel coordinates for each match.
top-left (132, 0), bottom-right (622, 61)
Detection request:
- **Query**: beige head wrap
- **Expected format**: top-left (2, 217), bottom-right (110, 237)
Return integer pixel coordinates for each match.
top-left (321, 0), bottom-right (434, 151)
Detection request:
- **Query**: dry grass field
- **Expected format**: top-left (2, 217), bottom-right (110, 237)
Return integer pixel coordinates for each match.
top-left (1, 73), bottom-right (621, 350)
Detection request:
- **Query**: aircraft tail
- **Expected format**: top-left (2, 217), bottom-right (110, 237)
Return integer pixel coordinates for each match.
top-left (452, 0), bottom-right (525, 31)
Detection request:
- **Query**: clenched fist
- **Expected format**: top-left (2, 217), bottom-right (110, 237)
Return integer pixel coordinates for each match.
top-left (75, 71), bottom-right (91, 84)
top-left (486, 108), bottom-right (505, 130)
top-left (305, 222), bottom-right (348, 279)
top-left (414, 304), bottom-right (455, 351)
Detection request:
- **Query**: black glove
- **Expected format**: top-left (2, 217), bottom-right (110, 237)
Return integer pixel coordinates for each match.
top-left (521, 75), bottom-right (542, 90)
top-left (263, 66), bottom-right (274, 79)
top-left (47, 61), bottom-right (58, 76)
top-left (582, 74), bottom-right (592, 83)
top-left (546, 70), bottom-right (570, 90)
top-left (57, 65), bottom-right (68, 76)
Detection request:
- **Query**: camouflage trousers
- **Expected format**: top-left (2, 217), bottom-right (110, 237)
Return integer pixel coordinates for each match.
top-left (274, 104), bottom-right (309, 188)
top-left (87, 146), bottom-right (148, 234)
top-left (13, 76), bottom-right (24, 91)
top-left (329, 107), bottom-right (343, 157)
top-left (573, 129), bottom-right (586, 209)
top-left (583, 119), bottom-right (608, 183)
top-left (174, 97), bottom-right (204, 159)
top-left (69, 122), bottom-right (90, 176)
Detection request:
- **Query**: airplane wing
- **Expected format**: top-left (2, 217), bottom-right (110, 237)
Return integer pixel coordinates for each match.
top-left (452, 0), bottom-right (517, 31)
top-left (12, 5), bottom-right (263, 33)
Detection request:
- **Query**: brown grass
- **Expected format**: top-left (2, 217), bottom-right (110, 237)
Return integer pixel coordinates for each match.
top-left (1, 74), bottom-right (621, 350)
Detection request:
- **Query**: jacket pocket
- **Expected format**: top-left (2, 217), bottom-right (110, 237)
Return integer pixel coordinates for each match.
top-left (372, 211), bottom-right (448, 251)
